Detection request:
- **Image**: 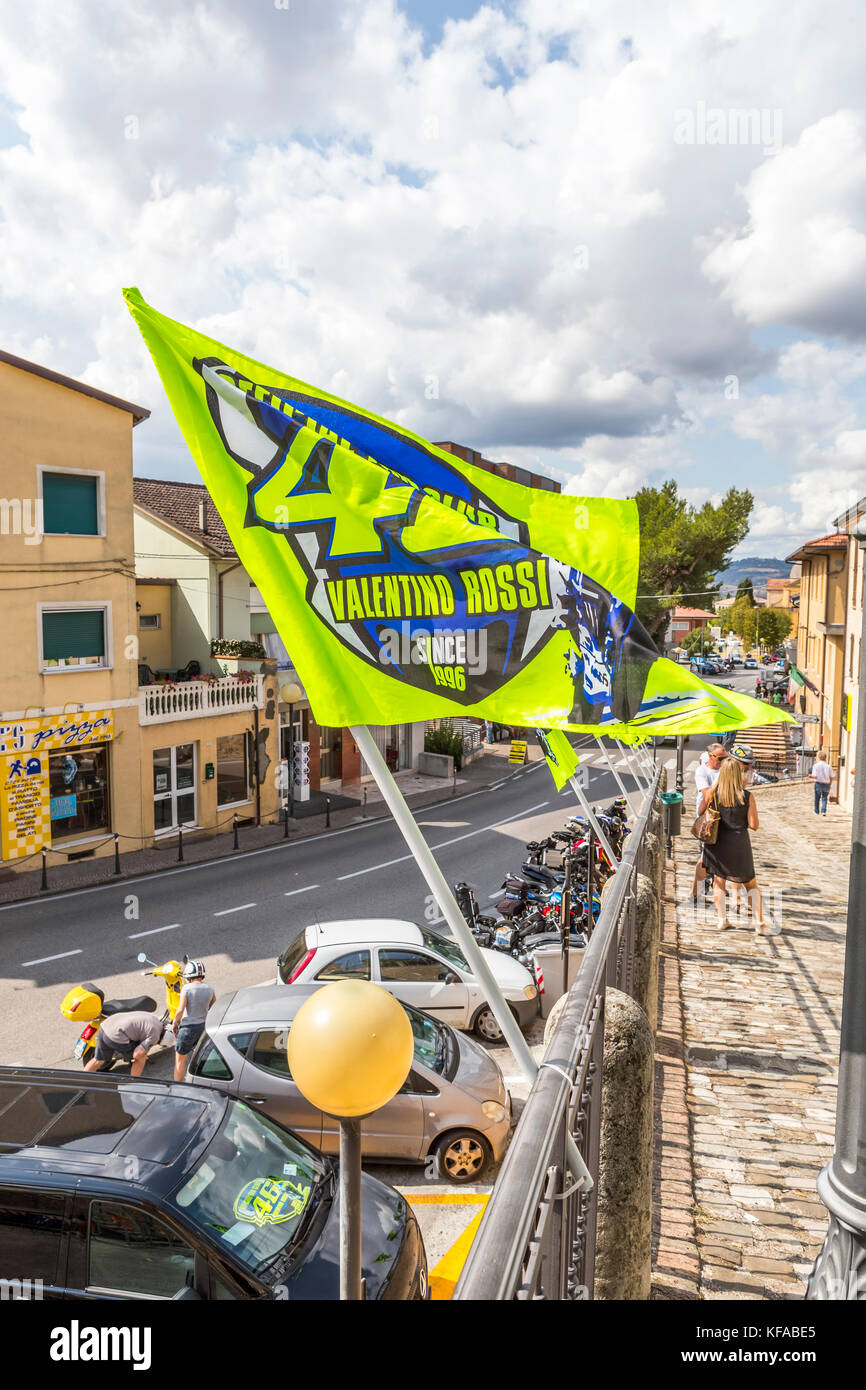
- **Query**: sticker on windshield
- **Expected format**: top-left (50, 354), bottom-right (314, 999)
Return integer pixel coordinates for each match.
top-left (234, 1176), bottom-right (311, 1228)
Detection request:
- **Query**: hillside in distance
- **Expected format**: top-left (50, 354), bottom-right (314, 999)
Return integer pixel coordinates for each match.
top-left (716, 556), bottom-right (792, 598)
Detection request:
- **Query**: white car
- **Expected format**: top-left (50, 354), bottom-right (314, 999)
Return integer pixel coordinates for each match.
top-left (276, 919), bottom-right (540, 1043)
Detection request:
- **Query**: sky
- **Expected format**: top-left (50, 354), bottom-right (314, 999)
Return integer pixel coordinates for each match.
top-left (2, 0), bottom-right (866, 560)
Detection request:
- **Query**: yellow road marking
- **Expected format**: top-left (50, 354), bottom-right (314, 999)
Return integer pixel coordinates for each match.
top-left (404, 1192), bottom-right (490, 1300)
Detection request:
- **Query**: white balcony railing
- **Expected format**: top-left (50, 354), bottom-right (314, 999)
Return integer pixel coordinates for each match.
top-left (139, 675), bottom-right (265, 725)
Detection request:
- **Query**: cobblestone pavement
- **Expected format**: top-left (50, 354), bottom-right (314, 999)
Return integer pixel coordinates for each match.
top-left (652, 781), bottom-right (848, 1299)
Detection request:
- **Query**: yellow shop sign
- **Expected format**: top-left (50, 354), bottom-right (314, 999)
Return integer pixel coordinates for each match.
top-left (0, 711), bottom-right (115, 860)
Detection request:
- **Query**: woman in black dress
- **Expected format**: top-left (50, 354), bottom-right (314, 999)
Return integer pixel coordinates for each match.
top-left (697, 755), bottom-right (778, 935)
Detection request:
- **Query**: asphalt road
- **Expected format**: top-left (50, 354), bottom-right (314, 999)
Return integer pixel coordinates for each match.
top-left (0, 738), bottom-right (650, 1068)
top-left (0, 666), bottom-right (756, 1070)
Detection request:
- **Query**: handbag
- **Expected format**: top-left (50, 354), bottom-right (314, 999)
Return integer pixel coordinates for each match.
top-left (691, 788), bottom-right (720, 844)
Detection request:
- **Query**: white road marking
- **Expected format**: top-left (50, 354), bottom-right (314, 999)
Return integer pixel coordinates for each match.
top-left (128, 923), bottom-right (181, 940)
top-left (0, 781), bottom-right (525, 912)
top-left (21, 948), bottom-right (82, 966)
top-left (488, 781), bottom-right (505, 790)
top-left (213, 902), bottom-right (256, 916)
top-left (284, 885), bottom-right (320, 897)
top-left (338, 801), bottom-right (550, 881)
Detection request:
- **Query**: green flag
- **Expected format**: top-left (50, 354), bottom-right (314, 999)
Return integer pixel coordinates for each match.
top-left (537, 728), bottom-right (580, 791)
top-left (125, 289), bottom-right (795, 738)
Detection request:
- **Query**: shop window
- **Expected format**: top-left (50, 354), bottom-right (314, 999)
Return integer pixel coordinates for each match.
top-left (48, 744), bottom-right (110, 841)
top-left (41, 607), bottom-right (108, 670)
top-left (153, 745), bottom-right (196, 832)
top-left (217, 733), bottom-right (248, 807)
top-left (40, 470), bottom-right (101, 536)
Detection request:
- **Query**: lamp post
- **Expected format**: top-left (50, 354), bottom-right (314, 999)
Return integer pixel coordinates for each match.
top-left (287, 980), bottom-right (414, 1300)
top-left (280, 682), bottom-right (302, 819)
top-left (807, 521), bottom-right (866, 1300)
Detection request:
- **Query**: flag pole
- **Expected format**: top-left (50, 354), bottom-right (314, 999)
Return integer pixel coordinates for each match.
top-left (568, 775), bottom-right (619, 866)
top-left (616, 738), bottom-right (651, 790)
top-left (595, 737), bottom-right (641, 816)
top-left (350, 724), bottom-right (592, 1190)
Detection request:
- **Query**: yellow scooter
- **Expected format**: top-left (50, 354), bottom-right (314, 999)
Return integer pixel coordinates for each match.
top-left (60, 953), bottom-right (187, 1068)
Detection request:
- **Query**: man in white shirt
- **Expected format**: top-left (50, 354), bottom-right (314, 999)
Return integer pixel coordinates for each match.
top-left (811, 753), bottom-right (834, 815)
top-left (692, 743), bottom-right (727, 900)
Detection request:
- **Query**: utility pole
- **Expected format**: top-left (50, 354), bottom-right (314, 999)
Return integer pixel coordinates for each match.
top-left (675, 736), bottom-right (684, 796)
top-left (807, 521), bottom-right (866, 1300)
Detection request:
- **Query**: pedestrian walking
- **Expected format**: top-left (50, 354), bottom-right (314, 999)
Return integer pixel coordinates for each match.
top-left (692, 742), bottom-right (727, 902)
top-left (84, 1010), bottom-right (173, 1077)
top-left (810, 751), bottom-right (834, 815)
top-left (697, 750), bottom-right (778, 936)
top-left (172, 959), bottom-right (215, 1081)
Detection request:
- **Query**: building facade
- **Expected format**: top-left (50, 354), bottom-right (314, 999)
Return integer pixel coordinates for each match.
top-left (786, 533), bottom-right (849, 784)
top-left (0, 350), bottom-right (149, 870)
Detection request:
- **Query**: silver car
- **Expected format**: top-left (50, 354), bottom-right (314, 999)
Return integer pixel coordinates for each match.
top-left (187, 983), bottom-right (512, 1183)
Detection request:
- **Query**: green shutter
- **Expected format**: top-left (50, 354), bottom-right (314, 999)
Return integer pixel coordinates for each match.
top-left (42, 610), bottom-right (105, 661)
top-left (42, 472), bottom-right (99, 535)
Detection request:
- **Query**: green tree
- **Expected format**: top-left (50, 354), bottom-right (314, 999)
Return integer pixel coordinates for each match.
top-left (635, 481), bottom-right (753, 648)
top-left (727, 601), bottom-right (792, 652)
top-left (735, 577), bottom-right (755, 606)
top-left (681, 627), bottom-right (707, 656)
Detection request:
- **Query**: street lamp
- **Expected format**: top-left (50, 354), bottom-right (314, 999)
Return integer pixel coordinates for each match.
top-left (280, 681), bottom-right (302, 819)
top-left (287, 981), bottom-right (414, 1300)
top-left (807, 520), bottom-right (866, 1300)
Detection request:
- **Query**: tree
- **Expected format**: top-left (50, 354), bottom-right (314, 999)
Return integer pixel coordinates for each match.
top-left (682, 627), bottom-right (707, 656)
top-left (635, 481), bottom-right (753, 648)
top-left (727, 600), bottom-right (792, 651)
top-left (735, 577), bottom-right (755, 606)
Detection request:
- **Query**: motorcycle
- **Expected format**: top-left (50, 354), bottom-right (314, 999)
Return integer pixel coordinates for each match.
top-left (60, 952), bottom-right (188, 1069)
top-left (61, 982), bottom-right (158, 1069)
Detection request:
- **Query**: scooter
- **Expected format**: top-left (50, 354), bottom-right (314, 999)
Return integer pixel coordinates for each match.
top-left (60, 952), bottom-right (188, 1068)
top-left (136, 951), bottom-right (188, 1024)
top-left (61, 982), bottom-right (158, 1069)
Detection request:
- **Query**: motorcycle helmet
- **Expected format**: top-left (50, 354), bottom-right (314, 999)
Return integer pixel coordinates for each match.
top-left (183, 959), bottom-right (206, 981)
top-left (729, 744), bottom-right (754, 765)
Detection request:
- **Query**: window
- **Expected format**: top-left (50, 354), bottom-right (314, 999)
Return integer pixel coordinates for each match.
top-left (87, 1200), bottom-right (194, 1299)
top-left (153, 744), bottom-right (196, 832)
top-left (251, 1030), bottom-right (293, 1078)
top-left (315, 950), bottom-right (371, 981)
top-left (40, 606), bottom-right (108, 670)
top-left (188, 1036), bottom-right (233, 1082)
top-left (851, 635), bottom-right (855, 678)
top-left (217, 733), bottom-right (248, 807)
top-left (40, 470), bottom-right (101, 536)
top-left (379, 949), bottom-right (451, 982)
top-left (48, 744), bottom-right (110, 840)
top-left (0, 1189), bottom-right (66, 1286)
top-left (139, 613), bottom-right (161, 630)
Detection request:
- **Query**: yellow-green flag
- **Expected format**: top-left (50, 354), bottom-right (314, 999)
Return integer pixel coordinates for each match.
top-left (125, 289), bottom-right (795, 738)
top-left (537, 729), bottom-right (580, 791)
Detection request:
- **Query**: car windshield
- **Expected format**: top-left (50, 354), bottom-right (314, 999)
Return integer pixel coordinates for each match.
top-left (420, 929), bottom-right (469, 972)
top-left (169, 1101), bottom-right (327, 1277)
top-left (404, 1002), bottom-right (452, 1075)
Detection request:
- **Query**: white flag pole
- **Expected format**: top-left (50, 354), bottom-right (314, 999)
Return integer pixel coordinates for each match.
top-left (595, 737), bottom-right (641, 816)
top-left (350, 724), bottom-right (592, 1190)
top-left (616, 738), bottom-right (651, 790)
top-left (567, 774), bottom-right (619, 867)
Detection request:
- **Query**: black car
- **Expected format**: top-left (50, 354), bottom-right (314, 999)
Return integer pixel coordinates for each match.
top-left (0, 1068), bottom-right (427, 1301)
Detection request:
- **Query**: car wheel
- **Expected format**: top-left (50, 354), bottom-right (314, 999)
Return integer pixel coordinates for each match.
top-left (436, 1131), bottom-right (490, 1183)
top-left (473, 1004), bottom-right (505, 1041)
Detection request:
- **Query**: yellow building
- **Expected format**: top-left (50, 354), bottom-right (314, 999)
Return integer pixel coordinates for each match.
top-left (786, 533), bottom-right (849, 779)
top-left (133, 480), bottom-right (280, 839)
top-left (0, 349), bottom-right (149, 869)
top-left (830, 499), bottom-right (866, 813)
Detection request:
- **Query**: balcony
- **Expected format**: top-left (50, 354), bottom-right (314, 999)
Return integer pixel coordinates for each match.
top-left (139, 675), bottom-right (265, 725)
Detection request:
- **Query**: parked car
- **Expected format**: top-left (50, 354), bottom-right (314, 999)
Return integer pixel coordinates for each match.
top-left (188, 985), bottom-right (510, 1183)
top-left (0, 1068), bottom-right (427, 1301)
top-left (276, 920), bottom-right (540, 1041)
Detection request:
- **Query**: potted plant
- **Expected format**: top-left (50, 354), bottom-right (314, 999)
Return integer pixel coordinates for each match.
top-left (210, 638), bottom-right (266, 676)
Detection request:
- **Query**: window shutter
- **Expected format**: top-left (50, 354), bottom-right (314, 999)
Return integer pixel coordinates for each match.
top-left (42, 473), bottom-right (99, 535)
top-left (42, 610), bottom-right (105, 661)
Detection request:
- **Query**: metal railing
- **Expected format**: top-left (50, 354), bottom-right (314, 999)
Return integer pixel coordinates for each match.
top-left (139, 674), bottom-right (265, 724)
top-left (453, 767), bottom-right (661, 1301)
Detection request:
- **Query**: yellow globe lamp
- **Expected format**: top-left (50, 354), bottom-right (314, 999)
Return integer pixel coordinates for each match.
top-left (287, 981), bottom-right (414, 1300)
top-left (287, 980), bottom-right (414, 1117)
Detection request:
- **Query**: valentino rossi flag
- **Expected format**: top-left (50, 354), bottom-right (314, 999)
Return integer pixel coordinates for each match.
top-left (124, 290), bottom-right (793, 738)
